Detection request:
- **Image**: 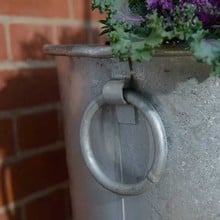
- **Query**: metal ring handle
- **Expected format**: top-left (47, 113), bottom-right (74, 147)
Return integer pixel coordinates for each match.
top-left (80, 90), bottom-right (167, 195)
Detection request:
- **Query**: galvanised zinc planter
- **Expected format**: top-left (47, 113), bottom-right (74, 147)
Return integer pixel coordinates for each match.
top-left (44, 44), bottom-right (220, 220)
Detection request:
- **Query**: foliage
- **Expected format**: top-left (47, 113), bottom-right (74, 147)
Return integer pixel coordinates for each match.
top-left (92, 0), bottom-right (220, 75)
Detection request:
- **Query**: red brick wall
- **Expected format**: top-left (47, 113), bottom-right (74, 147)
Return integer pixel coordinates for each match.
top-left (0, 0), bottom-right (106, 219)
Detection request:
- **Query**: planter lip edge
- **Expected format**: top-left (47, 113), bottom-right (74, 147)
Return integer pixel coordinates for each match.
top-left (43, 44), bottom-right (112, 58)
top-left (43, 44), bottom-right (193, 58)
top-left (43, 44), bottom-right (192, 58)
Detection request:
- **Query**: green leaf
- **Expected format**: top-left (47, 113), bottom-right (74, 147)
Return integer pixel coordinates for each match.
top-left (92, 1), bottom-right (220, 75)
top-left (191, 39), bottom-right (220, 75)
top-left (92, 0), bottom-right (127, 13)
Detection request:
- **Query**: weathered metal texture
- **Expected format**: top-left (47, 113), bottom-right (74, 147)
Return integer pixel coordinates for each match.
top-left (48, 45), bottom-right (220, 220)
top-left (80, 86), bottom-right (168, 195)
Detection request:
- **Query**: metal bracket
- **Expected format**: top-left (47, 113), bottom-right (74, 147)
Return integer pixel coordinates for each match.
top-left (102, 80), bottom-right (128, 105)
top-left (102, 77), bottom-right (136, 124)
top-left (110, 59), bottom-right (132, 80)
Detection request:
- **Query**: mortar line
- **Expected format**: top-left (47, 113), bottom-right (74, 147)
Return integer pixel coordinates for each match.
top-left (0, 182), bottom-right (69, 213)
top-left (0, 15), bottom-right (100, 28)
top-left (3, 23), bottom-right (12, 60)
top-left (0, 103), bottom-right (61, 119)
top-left (67, 0), bottom-right (74, 18)
top-left (0, 60), bottom-right (57, 71)
top-left (12, 117), bottom-right (20, 154)
top-left (0, 141), bottom-right (64, 166)
top-left (52, 25), bottom-right (58, 44)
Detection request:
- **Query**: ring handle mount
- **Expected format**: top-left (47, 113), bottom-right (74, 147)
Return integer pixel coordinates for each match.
top-left (80, 89), bottom-right (167, 196)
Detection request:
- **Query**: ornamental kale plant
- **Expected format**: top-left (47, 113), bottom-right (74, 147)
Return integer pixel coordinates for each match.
top-left (92, 0), bottom-right (220, 75)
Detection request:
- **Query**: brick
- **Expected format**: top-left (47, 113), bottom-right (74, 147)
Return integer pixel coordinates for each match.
top-left (0, 208), bottom-right (21, 220)
top-left (0, 148), bottom-right (68, 207)
top-left (25, 189), bottom-right (71, 220)
top-left (10, 24), bottom-right (53, 61)
top-left (0, 24), bottom-right (7, 61)
top-left (56, 26), bottom-right (89, 44)
top-left (73, 0), bottom-right (106, 21)
top-left (0, 119), bottom-right (15, 159)
top-left (17, 110), bottom-right (60, 150)
top-left (0, 68), bottom-right (60, 111)
top-left (0, 0), bottom-right (68, 18)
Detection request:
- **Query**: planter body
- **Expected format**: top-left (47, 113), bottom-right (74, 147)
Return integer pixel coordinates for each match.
top-left (51, 46), bottom-right (220, 220)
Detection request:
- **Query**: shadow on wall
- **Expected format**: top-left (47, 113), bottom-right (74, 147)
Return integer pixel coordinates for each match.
top-left (73, 0), bottom-right (107, 44)
top-left (0, 150), bottom-right (70, 220)
top-left (0, 55), bottom-right (69, 219)
top-left (0, 27), bottom-right (73, 220)
top-left (12, 29), bottom-right (94, 62)
top-left (56, 0), bottom-right (107, 45)
top-left (0, 2), bottom-right (106, 219)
